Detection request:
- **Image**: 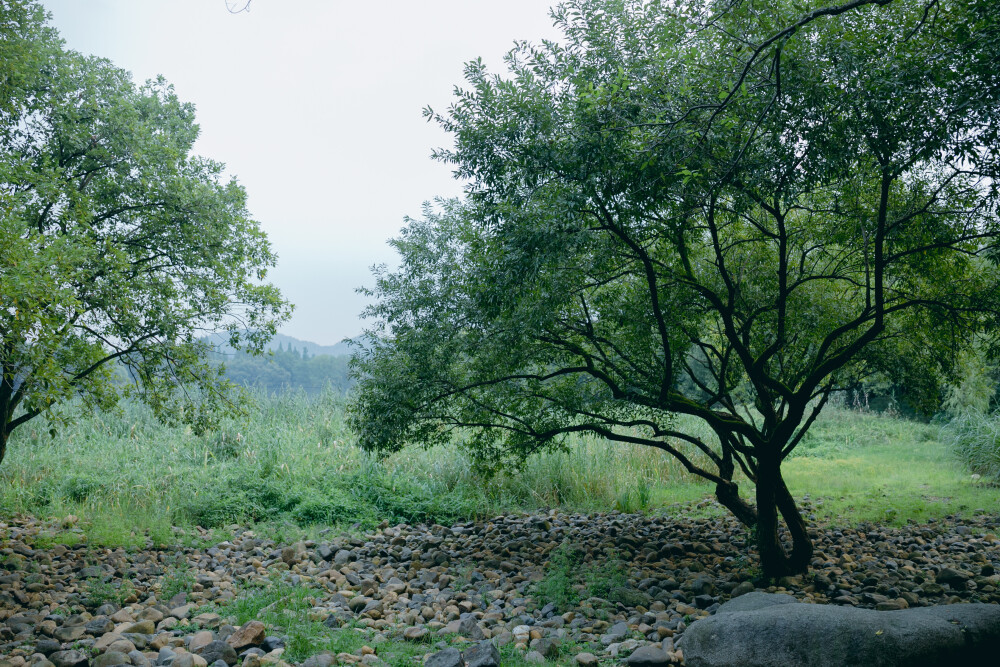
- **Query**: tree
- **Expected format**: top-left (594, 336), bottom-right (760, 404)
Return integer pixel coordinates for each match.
top-left (349, 0), bottom-right (1000, 577)
top-left (0, 2), bottom-right (291, 463)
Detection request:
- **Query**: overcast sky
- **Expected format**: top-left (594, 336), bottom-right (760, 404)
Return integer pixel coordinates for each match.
top-left (41, 0), bottom-right (563, 345)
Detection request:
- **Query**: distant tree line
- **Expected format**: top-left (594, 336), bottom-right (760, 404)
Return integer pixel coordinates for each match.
top-left (213, 345), bottom-right (352, 395)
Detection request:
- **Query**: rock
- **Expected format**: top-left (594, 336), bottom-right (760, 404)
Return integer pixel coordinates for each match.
top-left (936, 567), bottom-right (970, 587)
top-left (86, 618), bottom-right (115, 635)
top-left (190, 631), bottom-right (215, 654)
top-left (529, 638), bottom-right (560, 659)
top-left (94, 651), bottom-right (131, 667)
top-left (461, 642), bottom-right (500, 667)
top-left (35, 640), bottom-right (61, 656)
top-left (456, 615), bottom-right (484, 640)
top-left (680, 593), bottom-right (1000, 666)
top-left (299, 655), bottom-right (335, 667)
top-left (575, 654), bottom-right (599, 666)
top-left (124, 620), bottom-right (156, 635)
top-left (713, 591), bottom-right (798, 613)
top-left (601, 621), bottom-right (629, 645)
top-left (627, 645), bottom-right (672, 666)
top-left (334, 550), bottom-right (355, 565)
top-left (730, 581), bottom-right (755, 597)
top-left (195, 641), bottom-right (238, 666)
top-left (53, 626), bottom-right (86, 642)
top-left (172, 655), bottom-right (208, 667)
top-left (48, 652), bottom-right (89, 667)
top-left (402, 627), bottom-right (428, 641)
top-left (523, 652), bottom-right (545, 664)
top-left (424, 648), bottom-right (463, 667)
top-left (226, 622), bottom-right (266, 649)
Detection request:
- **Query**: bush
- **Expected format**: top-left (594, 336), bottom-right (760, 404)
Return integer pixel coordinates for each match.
top-left (941, 412), bottom-right (1000, 481)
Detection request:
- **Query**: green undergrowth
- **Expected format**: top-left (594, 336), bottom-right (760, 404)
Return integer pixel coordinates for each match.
top-left (1, 391), bottom-right (998, 548)
top-left (209, 576), bottom-right (597, 666)
top-left (782, 408), bottom-right (999, 526)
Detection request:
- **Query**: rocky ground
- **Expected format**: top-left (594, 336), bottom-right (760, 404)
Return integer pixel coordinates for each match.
top-left (1, 502), bottom-right (998, 667)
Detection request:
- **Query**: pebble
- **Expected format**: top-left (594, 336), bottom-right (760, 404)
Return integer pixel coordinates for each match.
top-left (0, 508), bottom-right (996, 666)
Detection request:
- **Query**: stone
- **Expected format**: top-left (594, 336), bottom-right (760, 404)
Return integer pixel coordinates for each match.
top-left (461, 641), bottom-right (500, 667)
top-left (53, 626), bottom-right (86, 642)
top-left (936, 567), bottom-right (970, 587)
top-left (226, 622), bottom-right (266, 650)
top-left (529, 638), bottom-right (560, 659)
top-left (424, 648), bottom-right (463, 667)
top-left (626, 645), bottom-right (672, 667)
top-left (124, 620), bottom-right (156, 635)
top-left (299, 654), bottom-right (335, 667)
top-left (680, 593), bottom-right (1000, 667)
top-left (456, 615), bottom-right (484, 640)
top-left (601, 621), bottom-right (629, 645)
top-left (575, 654), bottom-right (599, 666)
top-left (48, 652), bottom-right (89, 667)
top-left (523, 652), bottom-right (545, 664)
top-left (94, 651), bottom-right (131, 667)
top-left (402, 627), bottom-right (428, 641)
top-left (86, 618), bottom-right (115, 635)
top-left (195, 641), bottom-right (238, 667)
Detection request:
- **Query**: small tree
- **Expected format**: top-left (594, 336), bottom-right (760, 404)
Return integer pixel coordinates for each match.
top-left (0, 2), bottom-right (291, 462)
top-left (350, 0), bottom-right (1000, 577)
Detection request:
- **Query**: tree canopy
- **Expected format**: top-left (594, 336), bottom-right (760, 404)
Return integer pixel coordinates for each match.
top-left (0, 1), bottom-right (291, 460)
top-left (349, 0), bottom-right (1000, 577)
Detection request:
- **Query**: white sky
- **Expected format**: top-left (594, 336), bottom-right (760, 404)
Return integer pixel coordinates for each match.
top-left (41, 0), bottom-right (563, 345)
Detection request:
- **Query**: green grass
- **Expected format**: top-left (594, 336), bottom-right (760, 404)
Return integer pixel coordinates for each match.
top-left (782, 408), bottom-right (999, 525)
top-left (1, 392), bottom-right (997, 548)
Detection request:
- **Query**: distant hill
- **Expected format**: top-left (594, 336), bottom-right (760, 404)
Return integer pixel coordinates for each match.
top-left (202, 332), bottom-right (352, 357)
top-left (200, 332), bottom-right (355, 394)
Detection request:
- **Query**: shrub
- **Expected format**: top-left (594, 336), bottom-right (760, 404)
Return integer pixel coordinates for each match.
top-left (942, 413), bottom-right (1000, 481)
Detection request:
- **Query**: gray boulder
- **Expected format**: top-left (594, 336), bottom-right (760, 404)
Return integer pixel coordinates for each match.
top-left (424, 647), bottom-right (464, 667)
top-left (194, 640), bottom-right (237, 667)
top-left (681, 593), bottom-right (1000, 667)
top-left (461, 641), bottom-right (500, 667)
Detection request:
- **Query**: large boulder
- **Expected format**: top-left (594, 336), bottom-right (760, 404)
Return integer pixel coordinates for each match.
top-left (680, 593), bottom-right (1000, 666)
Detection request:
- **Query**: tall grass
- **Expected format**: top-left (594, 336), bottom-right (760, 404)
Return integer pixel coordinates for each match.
top-left (0, 390), bottom-right (709, 545)
top-left (941, 412), bottom-right (1000, 481)
top-left (2, 394), bottom-right (996, 547)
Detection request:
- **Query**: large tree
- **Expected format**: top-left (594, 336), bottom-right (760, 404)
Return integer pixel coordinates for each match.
top-left (349, 0), bottom-right (1000, 577)
top-left (0, 2), bottom-right (291, 463)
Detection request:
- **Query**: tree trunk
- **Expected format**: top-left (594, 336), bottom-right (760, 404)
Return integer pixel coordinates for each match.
top-left (754, 451), bottom-right (812, 577)
top-left (775, 471), bottom-right (813, 572)
top-left (0, 427), bottom-right (7, 467)
top-left (754, 453), bottom-right (791, 578)
top-left (715, 481), bottom-right (757, 526)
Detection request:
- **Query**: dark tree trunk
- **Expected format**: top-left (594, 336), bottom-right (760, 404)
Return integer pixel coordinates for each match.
top-left (0, 427), bottom-right (7, 467)
top-left (776, 472), bottom-right (813, 572)
top-left (754, 452), bottom-right (791, 578)
top-left (715, 481), bottom-right (757, 526)
top-left (754, 451), bottom-right (812, 578)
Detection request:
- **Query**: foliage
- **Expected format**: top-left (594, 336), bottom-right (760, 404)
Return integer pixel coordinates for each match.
top-left (1, 392), bottom-right (996, 546)
top-left (536, 542), bottom-right (581, 610)
top-left (83, 576), bottom-right (135, 608)
top-left (942, 412), bottom-right (1000, 482)
top-left (216, 346), bottom-right (352, 395)
top-left (349, 0), bottom-right (1000, 576)
top-left (941, 348), bottom-right (996, 418)
top-left (160, 560), bottom-right (196, 602)
top-left (0, 1), bottom-right (291, 464)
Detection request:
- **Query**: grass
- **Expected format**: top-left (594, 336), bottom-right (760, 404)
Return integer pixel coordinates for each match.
top-left (782, 408), bottom-right (998, 525)
top-left (211, 575), bottom-right (609, 667)
top-left (1, 391), bottom-right (998, 548)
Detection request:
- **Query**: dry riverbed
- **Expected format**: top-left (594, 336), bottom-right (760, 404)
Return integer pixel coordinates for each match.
top-left (1, 503), bottom-right (999, 667)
